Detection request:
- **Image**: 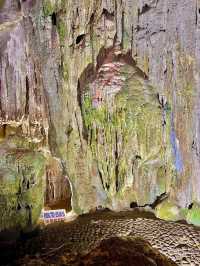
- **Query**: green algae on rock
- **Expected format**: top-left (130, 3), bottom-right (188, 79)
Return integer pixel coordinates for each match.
top-left (186, 203), bottom-right (200, 226)
top-left (0, 150), bottom-right (46, 232)
top-left (155, 200), bottom-right (182, 222)
top-left (81, 58), bottom-right (173, 210)
top-left (1, 0), bottom-right (200, 230)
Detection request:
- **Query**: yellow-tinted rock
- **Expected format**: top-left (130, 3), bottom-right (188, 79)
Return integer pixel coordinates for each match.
top-left (155, 200), bottom-right (181, 221)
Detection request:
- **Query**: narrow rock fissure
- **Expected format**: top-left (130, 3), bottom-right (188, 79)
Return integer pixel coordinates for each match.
top-left (139, 4), bottom-right (151, 15)
top-left (25, 76), bottom-right (29, 116)
top-left (130, 192), bottom-right (169, 210)
top-left (51, 12), bottom-right (57, 26)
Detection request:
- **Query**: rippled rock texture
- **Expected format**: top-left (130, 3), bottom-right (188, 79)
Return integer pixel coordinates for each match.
top-left (68, 237), bottom-right (178, 266)
top-left (0, 0), bottom-right (200, 231)
top-left (12, 212), bottom-right (200, 266)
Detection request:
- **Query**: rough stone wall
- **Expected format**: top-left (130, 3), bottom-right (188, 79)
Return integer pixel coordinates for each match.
top-left (0, 0), bottom-right (62, 232)
top-left (55, 0), bottom-right (200, 218)
top-left (0, 0), bottom-right (200, 230)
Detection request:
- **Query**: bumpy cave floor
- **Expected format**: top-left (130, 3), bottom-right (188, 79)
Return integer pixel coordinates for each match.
top-left (1, 210), bottom-right (200, 266)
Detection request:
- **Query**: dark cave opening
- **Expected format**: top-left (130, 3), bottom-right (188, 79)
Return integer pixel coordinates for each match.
top-left (76, 34), bottom-right (86, 45)
top-left (130, 202), bottom-right (138, 209)
top-left (45, 172), bottom-right (72, 213)
top-left (51, 12), bottom-right (57, 26)
top-left (188, 203), bottom-right (193, 210)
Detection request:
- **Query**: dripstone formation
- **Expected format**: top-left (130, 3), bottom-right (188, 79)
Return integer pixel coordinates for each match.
top-left (0, 0), bottom-right (200, 232)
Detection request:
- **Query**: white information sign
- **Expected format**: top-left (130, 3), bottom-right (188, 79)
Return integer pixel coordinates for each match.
top-left (40, 209), bottom-right (67, 224)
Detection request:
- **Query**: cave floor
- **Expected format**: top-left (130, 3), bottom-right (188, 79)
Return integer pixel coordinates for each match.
top-left (3, 210), bottom-right (200, 266)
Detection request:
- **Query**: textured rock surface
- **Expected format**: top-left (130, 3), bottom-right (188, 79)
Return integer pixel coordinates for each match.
top-left (0, 146), bottom-right (46, 232)
top-left (69, 237), bottom-right (177, 266)
top-left (14, 212), bottom-right (200, 266)
top-left (0, 0), bottom-right (200, 230)
top-left (0, 0), bottom-right (67, 231)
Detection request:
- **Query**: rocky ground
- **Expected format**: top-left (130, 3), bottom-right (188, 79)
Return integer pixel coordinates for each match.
top-left (62, 237), bottom-right (177, 266)
top-left (1, 211), bottom-right (200, 266)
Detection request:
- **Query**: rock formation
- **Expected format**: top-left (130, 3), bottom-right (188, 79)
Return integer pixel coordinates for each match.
top-left (70, 237), bottom-right (177, 266)
top-left (0, 0), bottom-right (200, 231)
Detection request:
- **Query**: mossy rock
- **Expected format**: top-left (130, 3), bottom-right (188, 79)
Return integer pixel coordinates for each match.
top-left (58, 20), bottom-right (67, 42)
top-left (43, 0), bottom-right (55, 16)
top-left (0, 150), bottom-right (46, 232)
top-left (43, 0), bottom-right (64, 16)
top-left (186, 203), bottom-right (200, 226)
top-left (180, 208), bottom-right (188, 219)
top-left (81, 62), bottom-right (173, 207)
top-left (155, 200), bottom-right (181, 221)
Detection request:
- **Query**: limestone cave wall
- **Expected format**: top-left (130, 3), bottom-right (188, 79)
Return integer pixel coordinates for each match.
top-left (0, 0), bottom-right (200, 231)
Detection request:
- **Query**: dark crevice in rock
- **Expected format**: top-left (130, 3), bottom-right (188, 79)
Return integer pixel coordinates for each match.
top-left (75, 111), bottom-right (84, 150)
top-left (17, 203), bottom-right (21, 211)
top-left (74, 7), bottom-right (79, 18)
top-left (135, 155), bottom-right (142, 160)
top-left (102, 8), bottom-right (114, 21)
top-left (51, 12), bottom-right (57, 26)
top-left (98, 168), bottom-right (105, 191)
top-left (139, 4), bottom-right (151, 15)
top-left (65, 124), bottom-right (73, 137)
top-left (25, 204), bottom-right (32, 227)
top-left (25, 76), bottom-right (29, 116)
top-left (196, 1), bottom-right (200, 25)
top-left (105, 183), bottom-right (110, 190)
top-left (157, 93), bottom-right (167, 108)
top-left (136, 25), bottom-right (146, 32)
top-left (150, 29), bottom-right (166, 37)
top-left (17, 0), bottom-right (21, 10)
top-left (1, 124), bottom-right (6, 138)
top-left (22, 170), bottom-right (27, 191)
top-left (191, 140), bottom-right (200, 157)
top-left (89, 12), bottom-right (95, 25)
top-left (121, 10), bottom-right (125, 49)
top-left (130, 202), bottom-right (138, 209)
top-left (76, 34), bottom-right (86, 45)
top-left (188, 203), bottom-right (193, 209)
top-left (27, 180), bottom-right (30, 190)
top-left (150, 192), bottom-right (169, 209)
top-left (132, 192), bottom-right (169, 209)
top-left (34, 65), bottom-right (38, 85)
top-left (131, 24), bottom-right (134, 51)
top-left (77, 80), bottom-right (82, 108)
top-left (115, 130), bottom-right (119, 192)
